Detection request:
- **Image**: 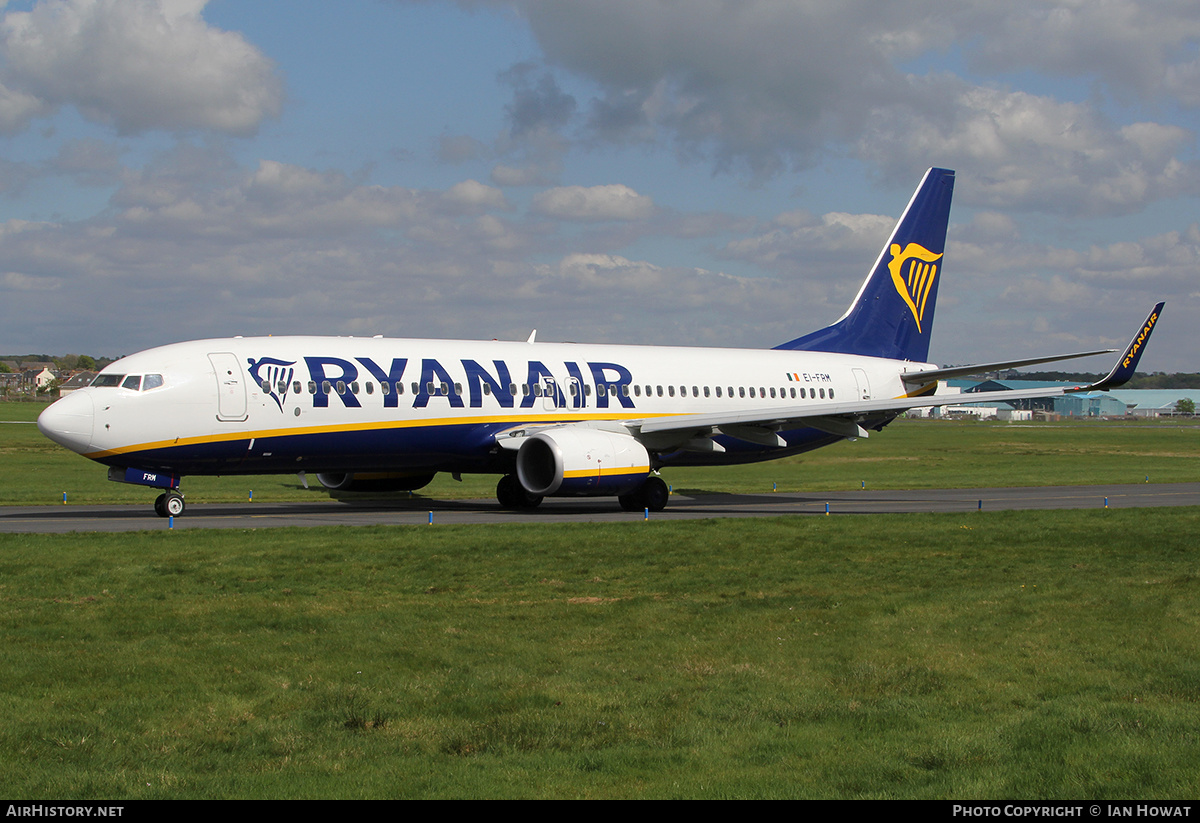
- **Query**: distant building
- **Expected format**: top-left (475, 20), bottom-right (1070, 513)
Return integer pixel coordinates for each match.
top-left (952, 380), bottom-right (1200, 418)
top-left (58, 371), bottom-right (97, 395)
top-left (22, 367), bottom-right (55, 390)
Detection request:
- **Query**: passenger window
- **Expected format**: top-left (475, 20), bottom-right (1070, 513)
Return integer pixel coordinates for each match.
top-left (790, 387), bottom-right (796, 398)
top-left (455, 383), bottom-right (463, 396)
top-left (597, 384), bottom-right (606, 397)
top-left (380, 381), bottom-right (389, 396)
top-left (829, 389), bottom-right (835, 399)
top-left (260, 379), bottom-right (271, 392)
top-left (656, 386), bottom-right (663, 397)
top-left (668, 386), bottom-right (675, 397)
top-left (293, 380), bottom-right (302, 394)
top-left (703, 386), bottom-right (710, 397)
top-left (819, 388), bottom-right (825, 399)
top-left (336, 381), bottom-right (346, 395)
top-left (739, 387), bottom-right (745, 398)
top-left (439, 382), bottom-right (449, 396)
top-left (396, 382), bottom-right (404, 395)
top-left (123, 375), bottom-right (142, 391)
top-left (365, 382), bottom-right (374, 395)
top-left (484, 383), bottom-right (492, 396)
top-left (633, 385), bottom-right (641, 397)
top-left (308, 381), bottom-right (317, 394)
top-left (715, 386), bottom-right (721, 398)
top-left (622, 385), bottom-right (630, 397)
top-left (749, 387), bottom-right (755, 398)
top-left (770, 387), bottom-right (777, 398)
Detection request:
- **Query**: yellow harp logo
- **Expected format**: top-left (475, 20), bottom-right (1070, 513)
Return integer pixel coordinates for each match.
top-left (887, 242), bottom-right (942, 333)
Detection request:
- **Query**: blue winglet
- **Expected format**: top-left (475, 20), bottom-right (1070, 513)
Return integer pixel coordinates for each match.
top-left (1077, 302), bottom-right (1164, 391)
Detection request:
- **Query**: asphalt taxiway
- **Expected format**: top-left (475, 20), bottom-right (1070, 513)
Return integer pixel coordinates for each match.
top-left (2, 482), bottom-right (1198, 533)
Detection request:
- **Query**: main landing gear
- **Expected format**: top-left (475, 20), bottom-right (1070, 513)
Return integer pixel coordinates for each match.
top-left (496, 474), bottom-right (543, 510)
top-left (154, 491), bottom-right (185, 517)
top-left (495, 474), bottom-right (670, 513)
top-left (618, 476), bottom-right (669, 513)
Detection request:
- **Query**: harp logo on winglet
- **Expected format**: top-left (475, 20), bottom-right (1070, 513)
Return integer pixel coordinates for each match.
top-left (888, 242), bottom-right (943, 333)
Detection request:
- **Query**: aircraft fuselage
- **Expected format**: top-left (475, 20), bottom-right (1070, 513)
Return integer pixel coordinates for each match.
top-left (42, 336), bottom-right (917, 479)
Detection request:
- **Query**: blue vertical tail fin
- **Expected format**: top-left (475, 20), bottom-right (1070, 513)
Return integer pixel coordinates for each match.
top-left (775, 167), bottom-right (955, 362)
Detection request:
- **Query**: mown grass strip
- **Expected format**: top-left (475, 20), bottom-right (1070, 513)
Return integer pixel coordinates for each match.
top-left (1, 508), bottom-right (1197, 798)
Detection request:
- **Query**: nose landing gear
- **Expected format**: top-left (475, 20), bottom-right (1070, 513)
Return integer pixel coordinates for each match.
top-left (153, 491), bottom-right (186, 517)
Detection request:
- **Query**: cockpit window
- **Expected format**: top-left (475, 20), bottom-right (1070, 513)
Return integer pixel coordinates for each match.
top-left (91, 373), bottom-right (164, 391)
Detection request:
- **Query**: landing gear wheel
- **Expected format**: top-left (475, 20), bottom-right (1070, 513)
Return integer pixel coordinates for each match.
top-left (642, 477), bottom-right (670, 512)
top-left (156, 491), bottom-right (185, 517)
top-left (496, 475), bottom-right (543, 510)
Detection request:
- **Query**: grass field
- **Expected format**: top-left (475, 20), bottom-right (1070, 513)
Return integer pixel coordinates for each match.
top-left (1, 511), bottom-right (1198, 799)
top-left (3, 399), bottom-right (1199, 798)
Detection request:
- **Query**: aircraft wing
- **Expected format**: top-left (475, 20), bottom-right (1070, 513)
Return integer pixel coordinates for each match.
top-left (898, 349), bottom-right (1114, 387)
top-left (625, 303), bottom-right (1164, 445)
top-left (624, 386), bottom-right (1070, 443)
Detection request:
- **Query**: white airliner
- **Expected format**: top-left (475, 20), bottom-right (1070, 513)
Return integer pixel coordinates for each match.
top-left (38, 168), bottom-right (1162, 517)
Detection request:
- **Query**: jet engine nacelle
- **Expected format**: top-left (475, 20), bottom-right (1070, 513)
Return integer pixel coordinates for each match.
top-left (316, 472), bottom-right (436, 492)
top-left (516, 427), bottom-right (651, 497)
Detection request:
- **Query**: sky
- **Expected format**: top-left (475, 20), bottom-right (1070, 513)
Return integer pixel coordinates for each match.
top-left (0, 0), bottom-right (1197, 372)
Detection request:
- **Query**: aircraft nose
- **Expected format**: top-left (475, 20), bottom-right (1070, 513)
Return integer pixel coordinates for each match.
top-left (37, 391), bottom-right (95, 454)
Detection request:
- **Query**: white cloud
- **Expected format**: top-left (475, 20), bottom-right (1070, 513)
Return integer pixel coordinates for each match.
top-left (721, 211), bottom-right (895, 270)
top-left (0, 0), bottom-right (283, 135)
top-left (0, 79), bottom-right (48, 133)
top-left (441, 179), bottom-right (511, 214)
top-left (487, 1), bottom-right (1200, 211)
top-left (531, 184), bottom-right (654, 220)
top-left (860, 85), bottom-right (1200, 215)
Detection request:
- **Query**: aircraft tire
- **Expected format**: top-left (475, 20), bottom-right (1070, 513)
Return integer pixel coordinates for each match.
top-left (618, 492), bottom-right (641, 512)
top-left (164, 492), bottom-right (185, 517)
top-left (154, 493), bottom-right (167, 517)
top-left (496, 475), bottom-right (543, 510)
top-left (640, 477), bottom-right (669, 512)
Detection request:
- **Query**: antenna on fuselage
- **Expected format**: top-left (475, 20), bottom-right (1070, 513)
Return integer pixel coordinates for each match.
top-left (527, 329), bottom-right (537, 343)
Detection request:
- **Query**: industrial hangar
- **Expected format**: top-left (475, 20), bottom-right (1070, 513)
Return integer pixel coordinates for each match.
top-left (910, 380), bottom-right (1198, 420)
